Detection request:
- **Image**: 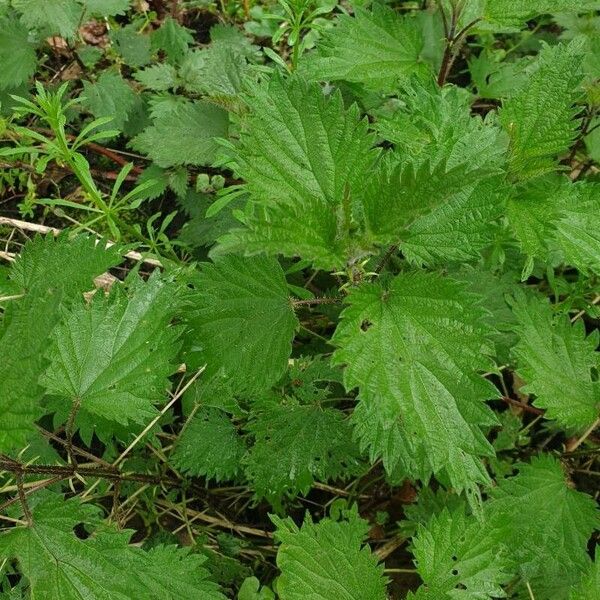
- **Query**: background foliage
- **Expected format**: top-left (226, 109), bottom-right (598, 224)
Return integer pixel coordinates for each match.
top-left (0, 0), bottom-right (599, 598)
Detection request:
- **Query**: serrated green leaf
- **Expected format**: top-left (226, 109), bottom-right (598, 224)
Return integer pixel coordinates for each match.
top-left (171, 407), bottom-right (246, 481)
top-left (486, 455), bottom-right (600, 598)
top-left (0, 17), bottom-right (37, 90)
top-left (151, 17), bottom-right (193, 64)
top-left (41, 272), bottom-right (182, 428)
top-left (84, 0), bottom-right (130, 17)
top-left (214, 75), bottom-right (379, 270)
top-left (134, 63), bottom-right (178, 91)
top-left (300, 5), bottom-right (429, 91)
top-left (507, 176), bottom-right (600, 274)
top-left (272, 508), bottom-right (388, 600)
top-left (110, 24), bottom-right (152, 67)
top-left (244, 399), bottom-right (359, 503)
top-left (179, 44), bottom-right (248, 97)
top-left (485, 0), bottom-right (600, 30)
top-left (332, 271), bottom-right (498, 492)
top-left (511, 292), bottom-right (600, 431)
top-left (411, 505), bottom-right (510, 599)
top-left (554, 181), bottom-right (600, 275)
top-left (0, 493), bottom-right (225, 599)
top-left (130, 100), bottom-right (228, 167)
top-left (187, 255), bottom-right (298, 394)
top-left (0, 235), bottom-right (122, 451)
top-left (13, 0), bottom-right (83, 38)
top-left (499, 41), bottom-right (585, 180)
top-left (570, 550), bottom-right (600, 600)
top-left (80, 71), bottom-right (137, 133)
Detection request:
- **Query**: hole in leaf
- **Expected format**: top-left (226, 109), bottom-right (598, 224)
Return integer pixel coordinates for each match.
top-left (360, 319), bottom-right (373, 332)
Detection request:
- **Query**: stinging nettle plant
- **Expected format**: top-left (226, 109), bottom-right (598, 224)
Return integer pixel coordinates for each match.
top-left (0, 0), bottom-right (599, 598)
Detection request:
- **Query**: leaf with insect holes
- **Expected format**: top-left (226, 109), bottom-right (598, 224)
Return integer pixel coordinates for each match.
top-left (41, 272), bottom-right (182, 428)
top-left (409, 504), bottom-right (510, 600)
top-left (510, 292), bottom-right (600, 431)
top-left (0, 235), bottom-right (122, 452)
top-left (486, 455), bottom-right (600, 598)
top-left (186, 255), bottom-right (298, 395)
top-left (271, 507), bottom-right (388, 600)
top-left (151, 17), bottom-right (194, 64)
top-left (0, 492), bottom-right (225, 599)
top-left (332, 271), bottom-right (499, 493)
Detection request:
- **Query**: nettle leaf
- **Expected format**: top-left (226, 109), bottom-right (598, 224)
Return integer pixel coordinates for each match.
top-left (410, 505), bottom-right (509, 600)
top-left (486, 455), bottom-right (600, 598)
top-left (244, 398), bottom-right (359, 503)
top-left (134, 63), bottom-right (178, 91)
top-left (130, 100), bottom-right (228, 167)
top-left (377, 80), bottom-right (507, 175)
top-left (80, 71), bottom-right (137, 133)
top-left (179, 44), bottom-right (248, 98)
top-left (41, 272), bottom-right (182, 428)
top-left (110, 24), bottom-right (152, 68)
top-left (507, 176), bottom-right (600, 274)
top-left (214, 75), bottom-right (379, 270)
top-left (272, 508), bottom-right (388, 600)
top-left (84, 0), bottom-right (131, 17)
top-left (361, 159), bottom-right (506, 267)
top-left (570, 550), bottom-right (600, 600)
top-left (0, 17), bottom-right (37, 90)
top-left (554, 181), bottom-right (600, 275)
top-left (171, 407), bottom-right (246, 482)
top-left (499, 40), bottom-right (585, 180)
top-left (187, 255), bottom-right (298, 395)
top-left (0, 236), bottom-right (122, 451)
top-left (511, 293), bottom-right (600, 431)
top-left (484, 0), bottom-right (600, 30)
top-left (12, 0), bottom-right (83, 38)
top-left (0, 493), bottom-right (225, 599)
top-left (151, 16), bottom-right (194, 64)
top-left (370, 81), bottom-right (507, 265)
top-left (332, 271), bottom-right (498, 492)
top-left (300, 4), bottom-right (428, 91)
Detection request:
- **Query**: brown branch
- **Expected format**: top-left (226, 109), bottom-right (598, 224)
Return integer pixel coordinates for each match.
top-left (501, 396), bottom-right (545, 416)
top-left (15, 472), bottom-right (33, 526)
top-left (0, 459), bottom-right (179, 487)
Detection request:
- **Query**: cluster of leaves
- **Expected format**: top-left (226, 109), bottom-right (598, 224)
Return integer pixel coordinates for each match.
top-left (0, 0), bottom-right (600, 598)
